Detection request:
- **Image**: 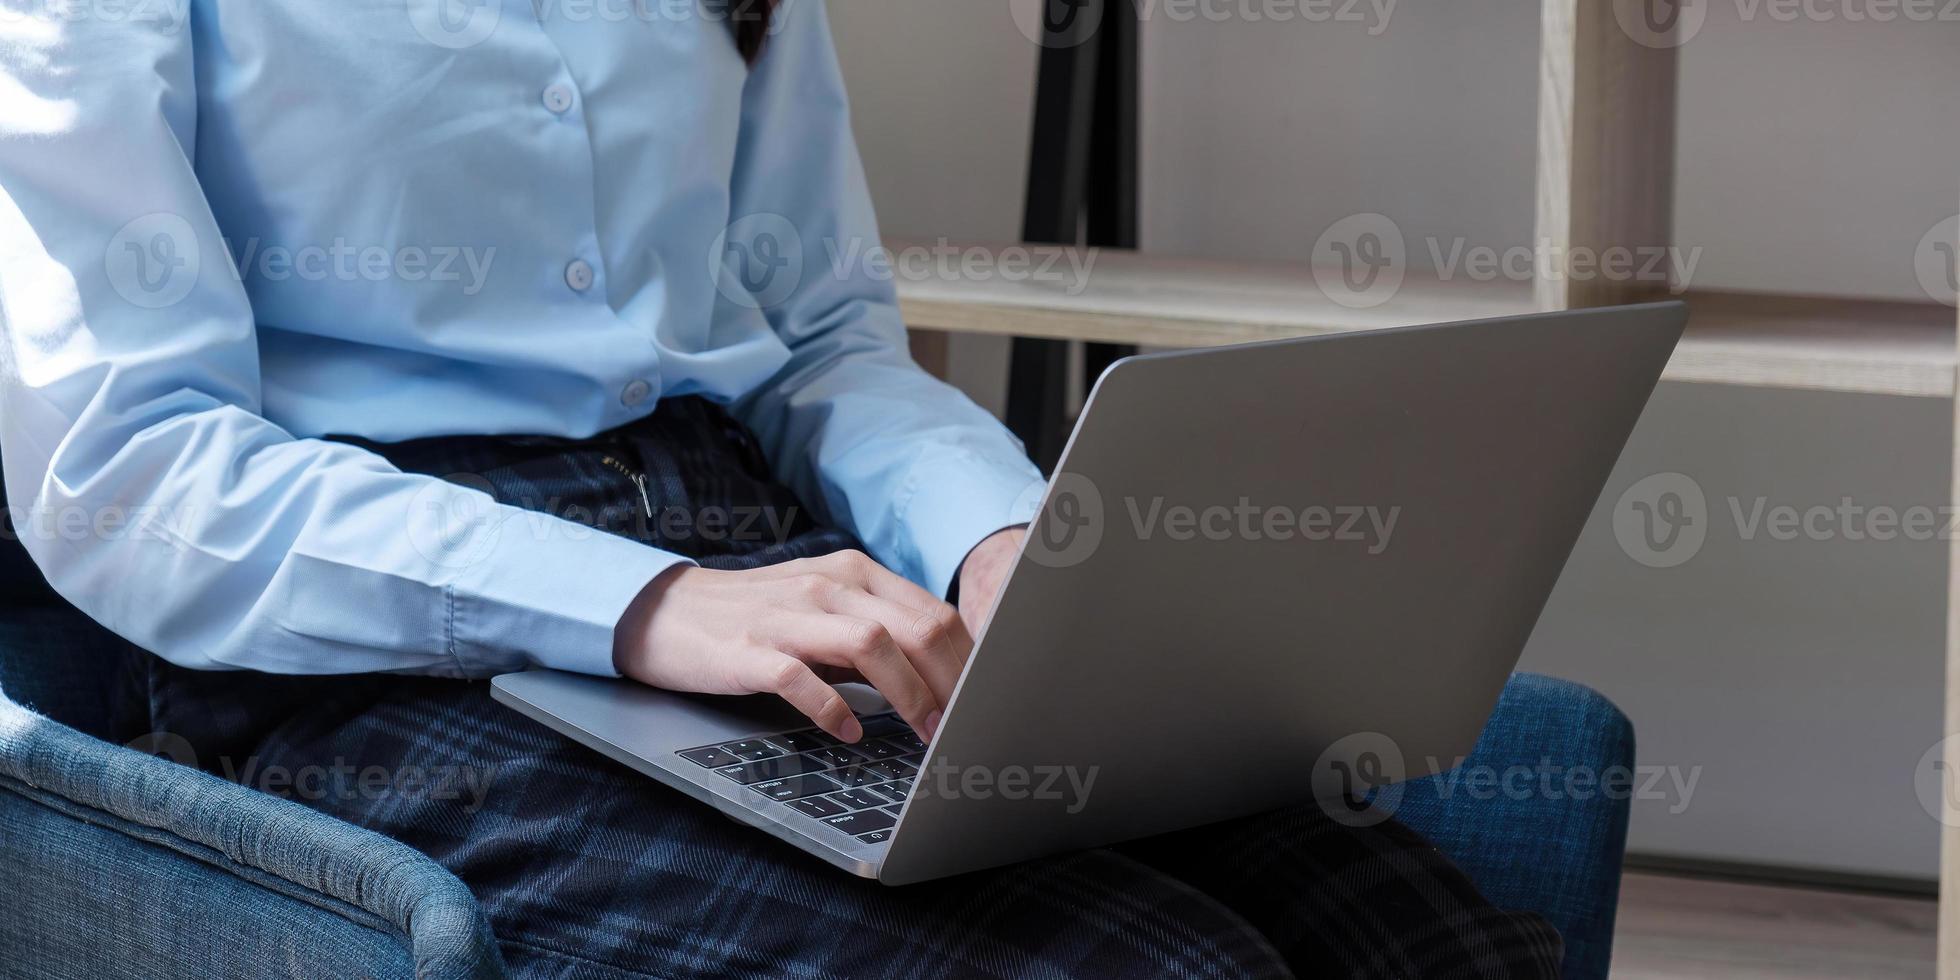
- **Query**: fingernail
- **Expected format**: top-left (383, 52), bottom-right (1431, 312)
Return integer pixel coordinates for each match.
top-left (924, 710), bottom-right (942, 738)
top-left (841, 718), bottom-right (864, 743)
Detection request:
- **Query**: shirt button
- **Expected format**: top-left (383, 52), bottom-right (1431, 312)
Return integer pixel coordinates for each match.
top-left (620, 379), bottom-right (652, 407)
top-left (564, 259), bottom-right (594, 292)
top-left (542, 83), bottom-right (575, 115)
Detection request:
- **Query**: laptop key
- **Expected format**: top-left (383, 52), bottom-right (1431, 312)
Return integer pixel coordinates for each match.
top-left (885, 732), bottom-right (928, 753)
top-left (864, 758), bottom-right (916, 781)
top-left (853, 739), bottom-right (907, 761)
top-left (881, 806), bottom-right (903, 817)
top-left (752, 774), bottom-right (843, 802)
top-left (678, 746), bottom-right (742, 769)
top-left (855, 829), bottom-right (893, 844)
top-left (831, 766), bottom-right (884, 787)
top-left (830, 788), bottom-right (886, 810)
top-left (717, 754), bottom-right (830, 785)
top-left (764, 730), bottom-right (831, 753)
top-left (864, 781), bottom-right (908, 804)
top-left (807, 746), bottom-right (866, 768)
top-left (789, 795), bottom-right (847, 818)
top-left (857, 713), bottom-right (909, 738)
top-left (823, 810), bottom-right (897, 835)
top-left (720, 740), bottom-right (783, 762)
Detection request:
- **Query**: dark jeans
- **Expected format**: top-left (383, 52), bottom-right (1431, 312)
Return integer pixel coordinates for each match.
top-left (10, 398), bottom-right (1629, 977)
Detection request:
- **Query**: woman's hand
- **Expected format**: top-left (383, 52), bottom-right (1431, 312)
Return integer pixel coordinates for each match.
top-left (613, 551), bottom-right (972, 742)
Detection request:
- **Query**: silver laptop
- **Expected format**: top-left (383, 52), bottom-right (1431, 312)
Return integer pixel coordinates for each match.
top-left (492, 301), bottom-right (1687, 885)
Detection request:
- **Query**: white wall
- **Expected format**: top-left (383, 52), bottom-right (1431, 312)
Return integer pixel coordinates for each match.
top-left (830, 2), bottom-right (1960, 880)
top-left (829, 5), bottom-right (1037, 244)
top-left (1139, 0), bottom-right (1539, 265)
top-left (1674, 6), bottom-right (1960, 299)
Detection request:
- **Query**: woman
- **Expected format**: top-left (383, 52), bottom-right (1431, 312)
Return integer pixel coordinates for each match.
top-left (0, 1), bottom-right (1561, 976)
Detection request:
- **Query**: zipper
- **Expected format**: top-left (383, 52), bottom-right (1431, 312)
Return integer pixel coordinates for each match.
top-left (601, 455), bottom-right (654, 519)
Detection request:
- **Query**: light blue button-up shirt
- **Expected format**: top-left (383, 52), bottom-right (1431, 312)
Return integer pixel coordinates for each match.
top-left (0, 0), bottom-right (1045, 678)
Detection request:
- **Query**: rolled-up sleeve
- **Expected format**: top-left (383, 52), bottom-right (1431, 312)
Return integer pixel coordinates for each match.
top-left (724, 0), bottom-right (1046, 599)
top-left (0, 13), bottom-right (684, 678)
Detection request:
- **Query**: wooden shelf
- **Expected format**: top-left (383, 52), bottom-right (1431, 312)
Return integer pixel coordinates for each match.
top-left (1672, 292), bottom-right (1956, 399)
top-left (894, 242), bottom-right (1539, 347)
top-left (894, 244), bottom-right (1957, 399)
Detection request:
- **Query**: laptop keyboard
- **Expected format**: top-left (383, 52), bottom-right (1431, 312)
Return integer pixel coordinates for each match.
top-left (677, 712), bottom-right (927, 846)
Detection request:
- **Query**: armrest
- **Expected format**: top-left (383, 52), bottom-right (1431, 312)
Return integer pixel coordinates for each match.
top-left (0, 688), bottom-right (504, 979)
top-left (1394, 672), bottom-right (1636, 980)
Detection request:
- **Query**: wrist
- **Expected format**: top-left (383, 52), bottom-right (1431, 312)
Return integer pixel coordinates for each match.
top-left (955, 526), bottom-right (1025, 609)
top-left (613, 563), bottom-right (694, 677)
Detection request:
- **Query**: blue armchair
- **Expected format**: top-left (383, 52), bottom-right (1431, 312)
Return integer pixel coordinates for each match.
top-left (0, 545), bottom-right (1634, 979)
top-left (0, 600), bottom-right (505, 978)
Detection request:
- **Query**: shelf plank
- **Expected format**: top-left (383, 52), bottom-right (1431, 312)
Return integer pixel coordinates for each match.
top-left (1670, 292), bottom-right (1955, 398)
top-left (892, 244), bottom-right (1957, 398)
top-left (893, 242), bottom-right (1539, 348)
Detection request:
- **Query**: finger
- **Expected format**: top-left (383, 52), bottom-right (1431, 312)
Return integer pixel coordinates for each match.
top-left (822, 588), bottom-right (967, 706)
top-left (735, 648), bottom-right (861, 743)
top-left (780, 615), bottom-right (940, 739)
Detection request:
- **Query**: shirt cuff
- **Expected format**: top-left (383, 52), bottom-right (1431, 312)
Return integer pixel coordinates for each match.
top-left (897, 452), bottom-right (1048, 600)
top-left (449, 506), bottom-right (694, 678)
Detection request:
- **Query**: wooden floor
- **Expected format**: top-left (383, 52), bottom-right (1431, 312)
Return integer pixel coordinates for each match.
top-left (1613, 871), bottom-right (1937, 979)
